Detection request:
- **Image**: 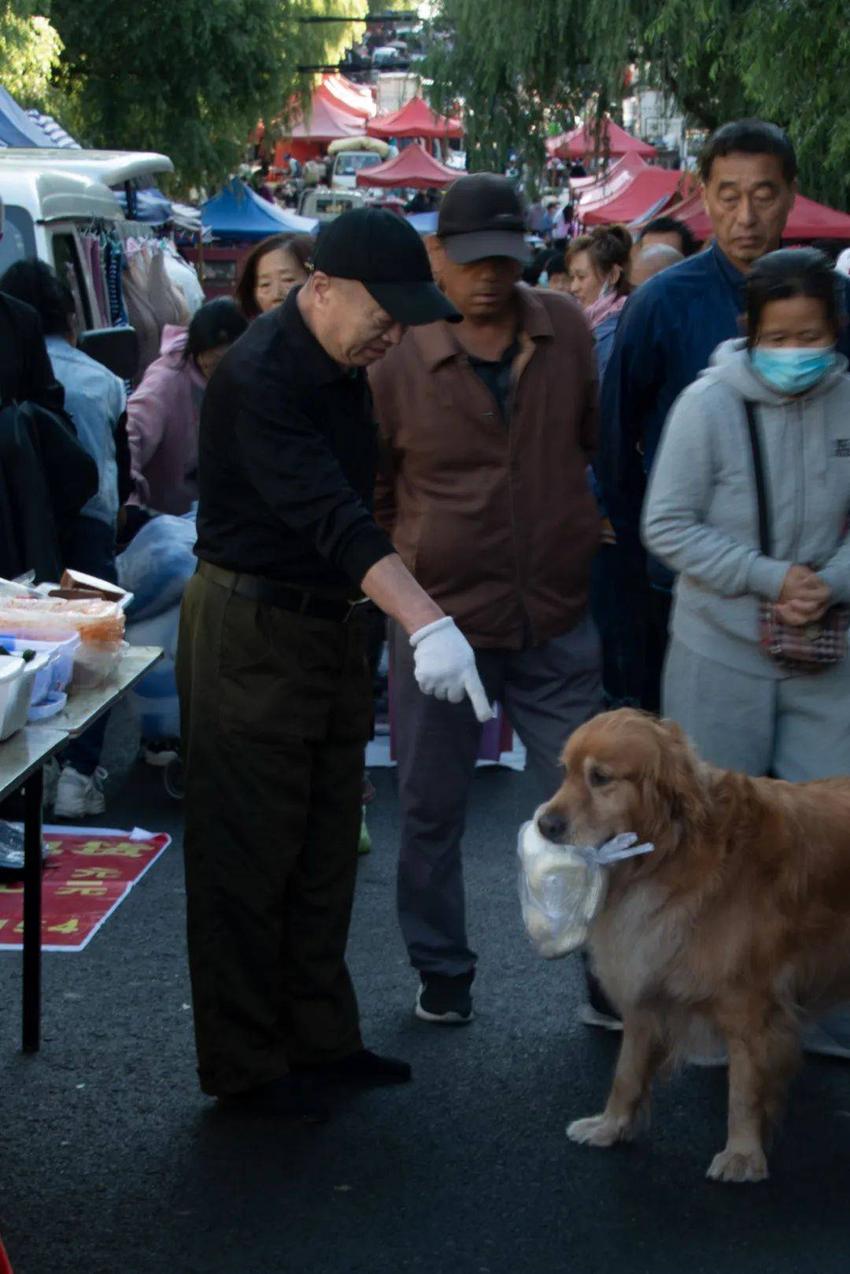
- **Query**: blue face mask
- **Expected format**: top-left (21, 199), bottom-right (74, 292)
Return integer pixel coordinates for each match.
top-left (750, 346), bottom-right (837, 396)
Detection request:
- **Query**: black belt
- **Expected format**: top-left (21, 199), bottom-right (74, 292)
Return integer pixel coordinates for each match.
top-left (198, 561), bottom-right (365, 622)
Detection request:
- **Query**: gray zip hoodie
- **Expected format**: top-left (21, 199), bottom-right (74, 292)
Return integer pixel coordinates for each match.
top-left (642, 337), bottom-right (850, 677)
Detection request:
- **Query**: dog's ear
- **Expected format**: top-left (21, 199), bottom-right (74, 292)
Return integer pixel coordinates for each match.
top-left (644, 718), bottom-right (707, 840)
top-left (655, 717), bottom-right (689, 748)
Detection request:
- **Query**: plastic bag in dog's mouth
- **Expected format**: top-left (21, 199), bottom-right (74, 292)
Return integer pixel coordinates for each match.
top-left (517, 818), bottom-right (654, 959)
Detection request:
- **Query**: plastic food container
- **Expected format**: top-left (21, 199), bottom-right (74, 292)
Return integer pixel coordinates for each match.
top-left (0, 633), bottom-right (80, 704)
top-left (0, 653), bottom-right (49, 741)
top-left (27, 689), bottom-right (67, 722)
top-left (0, 598), bottom-right (125, 691)
top-left (73, 639), bottom-right (127, 689)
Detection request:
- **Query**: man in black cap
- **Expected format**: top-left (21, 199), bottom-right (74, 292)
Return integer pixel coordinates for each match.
top-left (370, 175), bottom-right (602, 1025)
top-left (177, 208), bottom-right (492, 1117)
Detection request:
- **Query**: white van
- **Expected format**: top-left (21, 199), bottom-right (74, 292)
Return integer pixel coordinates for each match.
top-left (0, 149), bottom-right (177, 373)
top-left (330, 151), bottom-right (386, 191)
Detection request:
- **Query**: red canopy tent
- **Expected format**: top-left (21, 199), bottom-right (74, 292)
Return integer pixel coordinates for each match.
top-left (554, 118), bottom-right (656, 161)
top-left (583, 167), bottom-right (692, 226)
top-left (367, 96), bottom-right (463, 140)
top-left (573, 153), bottom-right (648, 214)
top-left (275, 92), bottom-right (365, 164)
top-left (562, 152), bottom-right (635, 192)
top-left (288, 93), bottom-right (365, 142)
top-left (317, 74), bottom-right (375, 120)
top-left (355, 141), bottom-right (458, 190)
top-left (655, 190), bottom-right (850, 242)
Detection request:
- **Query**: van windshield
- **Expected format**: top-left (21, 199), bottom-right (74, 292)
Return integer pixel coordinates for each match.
top-left (336, 153), bottom-right (382, 177)
top-left (0, 206), bottom-right (36, 277)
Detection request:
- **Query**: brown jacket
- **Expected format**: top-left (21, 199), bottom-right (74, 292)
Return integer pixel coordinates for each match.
top-left (370, 285), bottom-right (600, 649)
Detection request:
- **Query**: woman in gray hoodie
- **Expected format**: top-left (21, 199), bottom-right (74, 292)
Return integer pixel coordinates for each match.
top-left (644, 249), bottom-right (850, 1060)
top-left (643, 248), bottom-right (850, 782)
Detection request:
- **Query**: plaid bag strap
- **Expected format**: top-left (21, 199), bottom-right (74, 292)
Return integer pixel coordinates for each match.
top-left (744, 401), bottom-right (772, 557)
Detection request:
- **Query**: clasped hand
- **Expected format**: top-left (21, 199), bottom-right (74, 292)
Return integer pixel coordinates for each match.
top-left (775, 564), bottom-right (831, 626)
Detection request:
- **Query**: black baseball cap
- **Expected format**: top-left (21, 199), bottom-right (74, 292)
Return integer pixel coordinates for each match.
top-left (438, 173), bottom-right (531, 265)
top-left (312, 207), bottom-right (460, 325)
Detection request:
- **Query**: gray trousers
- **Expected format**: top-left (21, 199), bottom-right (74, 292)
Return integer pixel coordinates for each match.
top-left (663, 640), bottom-right (850, 780)
top-left (391, 615), bottom-right (602, 977)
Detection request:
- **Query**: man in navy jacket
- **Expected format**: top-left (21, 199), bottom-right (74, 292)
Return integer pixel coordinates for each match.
top-left (597, 119), bottom-right (850, 710)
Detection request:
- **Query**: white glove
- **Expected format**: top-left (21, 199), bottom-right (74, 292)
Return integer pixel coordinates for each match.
top-left (409, 617), bottom-right (494, 723)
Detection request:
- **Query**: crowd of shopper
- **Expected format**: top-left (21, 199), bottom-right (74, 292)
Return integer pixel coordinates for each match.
top-left (3, 115), bottom-right (850, 1113)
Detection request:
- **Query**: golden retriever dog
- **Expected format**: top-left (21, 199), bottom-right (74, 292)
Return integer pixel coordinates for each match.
top-left (536, 708), bottom-right (850, 1183)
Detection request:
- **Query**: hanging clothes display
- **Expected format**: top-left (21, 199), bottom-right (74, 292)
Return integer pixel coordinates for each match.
top-left (121, 237), bottom-right (189, 378)
top-left (79, 225), bottom-right (191, 380)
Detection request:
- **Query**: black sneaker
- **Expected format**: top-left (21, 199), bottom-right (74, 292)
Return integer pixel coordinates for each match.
top-left (415, 971), bottom-right (474, 1025)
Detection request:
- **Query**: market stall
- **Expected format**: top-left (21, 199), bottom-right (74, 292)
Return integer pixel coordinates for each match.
top-left (550, 117), bottom-right (657, 162)
top-left (182, 178), bottom-right (317, 301)
top-left (356, 142), bottom-right (459, 190)
top-left (573, 152), bottom-right (648, 215)
top-left (0, 86), bottom-right (57, 148)
top-left (275, 92), bottom-right (367, 167)
top-left (201, 178), bottom-right (317, 240)
top-left (367, 96), bottom-right (463, 156)
top-left (582, 166), bottom-right (691, 226)
top-left (316, 74), bottom-right (376, 120)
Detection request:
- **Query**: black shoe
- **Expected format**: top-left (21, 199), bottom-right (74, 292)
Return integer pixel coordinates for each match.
top-left (215, 1074), bottom-right (329, 1123)
top-left (302, 1047), bottom-right (412, 1087)
top-left (415, 971), bottom-right (474, 1025)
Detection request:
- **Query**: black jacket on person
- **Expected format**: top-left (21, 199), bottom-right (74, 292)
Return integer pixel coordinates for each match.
top-left (0, 402), bottom-right (98, 582)
top-left (195, 288), bottom-right (393, 591)
top-left (0, 292), bottom-right (67, 417)
top-left (0, 293), bottom-right (98, 581)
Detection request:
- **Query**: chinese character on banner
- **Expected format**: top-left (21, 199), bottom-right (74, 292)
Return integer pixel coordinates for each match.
top-left (72, 840), bottom-right (148, 859)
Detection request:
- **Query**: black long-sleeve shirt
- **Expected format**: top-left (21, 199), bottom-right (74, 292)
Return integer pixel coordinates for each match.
top-left (0, 292), bottom-right (67, 415)
top-left (195, 289), bottom-right (394, 591)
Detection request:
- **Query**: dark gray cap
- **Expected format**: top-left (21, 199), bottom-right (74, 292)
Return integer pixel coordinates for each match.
top-left (437, 173), bottom-right (530, 265)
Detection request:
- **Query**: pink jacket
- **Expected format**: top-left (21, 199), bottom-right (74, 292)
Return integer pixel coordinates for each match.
top-left (127, 325), bottom-right (206, 515)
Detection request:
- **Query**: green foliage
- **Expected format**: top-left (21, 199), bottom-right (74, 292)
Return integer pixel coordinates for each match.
top-left (47, 0), bottom-right (363, 192)
top-left (426, 0), bottom-right (849, 207)
top-left (0, 3), bottom-right (63, 102)
top-left (740, 0), bottom-right (850, 209)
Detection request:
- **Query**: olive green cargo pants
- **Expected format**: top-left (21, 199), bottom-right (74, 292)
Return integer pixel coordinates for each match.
top-left (176, 570), bottom-right (372, 1096)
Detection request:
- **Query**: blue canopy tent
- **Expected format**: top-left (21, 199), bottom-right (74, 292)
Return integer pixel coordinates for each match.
top-left (202, 179), bottom-right (317, 241)
top-left (0, 86), bottom-right (54, 147)
top-left (26, 109), bottom-right (80, 149)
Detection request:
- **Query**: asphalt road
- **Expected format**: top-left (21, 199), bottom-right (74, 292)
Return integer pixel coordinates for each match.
top-left (1, 756), bottom-right (849, 1274)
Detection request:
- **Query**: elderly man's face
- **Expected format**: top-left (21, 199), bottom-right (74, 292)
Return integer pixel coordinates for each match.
top-left (428, 240), bottom-right (521, 322)
top-left (702, 152), bottom-right (795, 273)
top-left (311, 276), bottom-right (405, 367)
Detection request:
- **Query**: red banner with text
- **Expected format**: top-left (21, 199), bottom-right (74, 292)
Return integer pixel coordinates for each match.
top-left (0, 826), bottom-right (171, 952)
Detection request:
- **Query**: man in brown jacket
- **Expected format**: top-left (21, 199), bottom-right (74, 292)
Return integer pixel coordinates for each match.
top-left (370, 174), bottom-right (602, 1024)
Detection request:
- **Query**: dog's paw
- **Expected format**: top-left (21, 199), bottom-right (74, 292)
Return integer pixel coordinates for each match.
top-left (706, 1146), bottom-right (768, 1183)
top-left (566, 1113), bottom-right (635, 1148)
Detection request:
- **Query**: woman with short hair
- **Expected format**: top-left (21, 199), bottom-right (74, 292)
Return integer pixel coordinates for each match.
top-left (233, 234), bottom-right (314, 320)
